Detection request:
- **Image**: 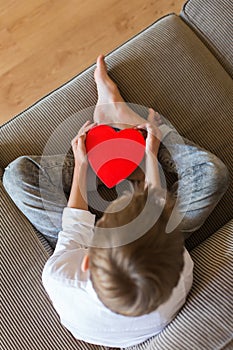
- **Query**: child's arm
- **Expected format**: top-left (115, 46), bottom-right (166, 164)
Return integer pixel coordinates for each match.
top-left (68, 163), bottom-right (88, 210)
top-left (68, 121), bottom-right (96, 210)
top-left (136, 123), bottom-right (162, 188)
top-left (47, 121), bottom-right (96, 255)
top-left (42, 122), bottom-right (96, 287)
top-left (67, 135), bottom-right (88, 210)
top-left (145, 150), bottom-right (161, 189)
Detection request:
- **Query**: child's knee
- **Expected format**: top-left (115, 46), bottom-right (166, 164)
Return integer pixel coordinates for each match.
top-left (3, 156), bottom-right (36, 197)
top-left (210, 155), bottom-right (230, 194)
top-left (178, 156), bottom-right (229, 237)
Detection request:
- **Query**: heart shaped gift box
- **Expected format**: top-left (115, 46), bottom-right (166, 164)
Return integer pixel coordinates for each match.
top-left (85, 125), bottom-right (146, 188)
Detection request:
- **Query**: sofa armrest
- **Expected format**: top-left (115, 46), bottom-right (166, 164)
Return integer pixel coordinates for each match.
top-left (181, 0), bottom-right (233, 77)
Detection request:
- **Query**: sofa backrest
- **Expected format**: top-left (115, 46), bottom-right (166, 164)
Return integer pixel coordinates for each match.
top-left (181, 0), bottom-right (233, 77)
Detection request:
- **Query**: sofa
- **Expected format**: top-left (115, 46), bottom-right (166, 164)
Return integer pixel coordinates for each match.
top-left (1, 0), bottom-right (232, 349)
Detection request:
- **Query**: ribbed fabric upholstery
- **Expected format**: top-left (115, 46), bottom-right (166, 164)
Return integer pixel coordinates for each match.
top-left (1, 7), bottom-right (233, 350)
top-left (1, 181), bottom-right (232, 349)
top-left (181, 0), bottom-right (233, 77)
top-left (125, 220), bottom-right (233, 350)
top-left (0, 181), bottom-right (105, 350)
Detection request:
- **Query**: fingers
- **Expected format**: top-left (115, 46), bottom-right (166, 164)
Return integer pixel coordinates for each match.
top-left (135, 122), bottom-right (157, 136)
top-left (85, 121), bottom-right (97, 133)
top-left (135, 121), bottom-right (162, 157)
top-left (135, 122), bottom-right (151, 130)
top-left (135, 119), bottom-right (162, 140)
top-left (71, 121), bottom-right (96, 145)
top-left (71, 122), bottom-right (89, 145)
top-left (78, 120), bottom-right (91, 136)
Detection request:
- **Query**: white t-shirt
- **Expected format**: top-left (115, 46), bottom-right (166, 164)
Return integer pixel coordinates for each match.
top-left (42, 207), bottom-right (193, 348)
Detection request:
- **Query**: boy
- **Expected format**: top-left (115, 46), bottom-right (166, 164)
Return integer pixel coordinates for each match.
top-left (3, 56), bottom-right (229, 347)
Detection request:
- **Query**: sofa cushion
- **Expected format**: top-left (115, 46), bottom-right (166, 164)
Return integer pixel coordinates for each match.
top-left (126, 220), bottom-right (233, 350)
top-left (181, 0), bottom-right (233, 77)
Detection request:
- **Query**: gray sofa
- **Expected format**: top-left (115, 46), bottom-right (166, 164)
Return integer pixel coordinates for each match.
top-left (1, 0), bottom-right (232, 349)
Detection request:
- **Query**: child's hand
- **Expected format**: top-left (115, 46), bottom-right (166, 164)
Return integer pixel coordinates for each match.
top-left (136, 122), bottom-right (162, 157)
top-left (71, 121), bottom-right (96, 166)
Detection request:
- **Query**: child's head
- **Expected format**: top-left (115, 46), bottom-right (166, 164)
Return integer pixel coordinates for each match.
top-left (88, 187), bottom-right (184, 317)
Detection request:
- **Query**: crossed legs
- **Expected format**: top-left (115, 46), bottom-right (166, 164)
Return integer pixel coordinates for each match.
top-left (3, 55), bottom-right (229, 247)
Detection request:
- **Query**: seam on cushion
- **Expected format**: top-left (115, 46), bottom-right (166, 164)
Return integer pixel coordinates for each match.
top-left (180, 9), bottom-right (220, 55)
top-left (181, 0), bottom-right (189, 17)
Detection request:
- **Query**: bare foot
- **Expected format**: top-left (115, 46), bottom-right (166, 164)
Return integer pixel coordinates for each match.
top-left (93, 55), bottom-right (146, 128)
top-left (93, 55), bottom-right (124, 125)
top-left (94, 55), bottom-right (124, 105)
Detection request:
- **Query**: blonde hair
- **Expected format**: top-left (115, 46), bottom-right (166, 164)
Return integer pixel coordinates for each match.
top-left (89, 187), bottom-right (184, 317)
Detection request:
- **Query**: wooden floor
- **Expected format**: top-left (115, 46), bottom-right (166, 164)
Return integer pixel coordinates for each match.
top-left (0, 0), bottom-right (185, 125)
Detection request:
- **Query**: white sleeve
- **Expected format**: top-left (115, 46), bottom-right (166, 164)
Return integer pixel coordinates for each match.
top-left (54, 207), bottom-right (96, 253)
top-left (42, 208), bottom-right (96, 288)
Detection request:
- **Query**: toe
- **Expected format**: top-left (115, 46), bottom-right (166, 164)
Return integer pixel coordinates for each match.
top-left (97, 54), bottom-right (107, 72)
top-left (94, 55), bottom-right (108, 84)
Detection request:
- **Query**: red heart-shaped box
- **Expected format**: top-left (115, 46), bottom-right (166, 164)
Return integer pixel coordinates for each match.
top-left (85, 125), bottom-right (146, 188)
